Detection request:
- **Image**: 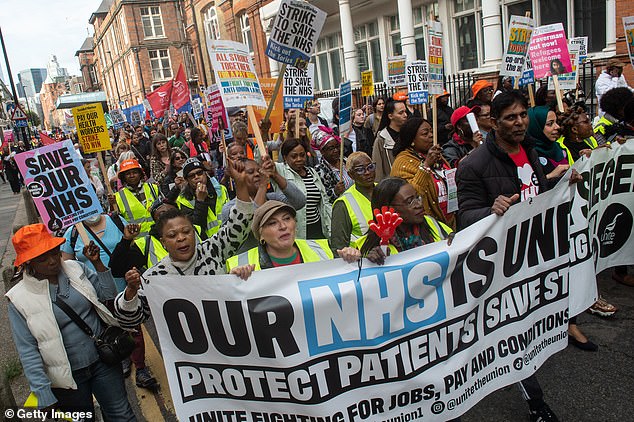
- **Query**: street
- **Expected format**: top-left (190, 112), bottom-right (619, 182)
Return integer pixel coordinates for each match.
top-left (0, 184), bottom-right (631, 421)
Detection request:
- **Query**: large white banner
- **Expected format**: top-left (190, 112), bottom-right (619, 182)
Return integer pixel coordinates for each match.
top-left (144, 177), bottom-right (602, 421)
top-left (571, 141), bottom-right (634, 273)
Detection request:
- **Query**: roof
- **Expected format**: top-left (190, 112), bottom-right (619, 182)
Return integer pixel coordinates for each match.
top-left (75, 37), bottom-right (95, 56)
top-left (55, 91), bottom-right (108, 109)
top-left (89, 0), bottom-right (114, 24)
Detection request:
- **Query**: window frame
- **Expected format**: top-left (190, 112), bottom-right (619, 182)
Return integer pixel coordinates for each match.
top-left (354, 21), bottom-right (384, 82)
top-left (239, 13), bottom-right (254, 55)
top-left (148, 48), bottom-right (173, 81)
top-left (140, 6), bottom-right (165, 39)
top-left (451, 0), bottom-right (483, 71)
top-left (203, 7), bottom-right (221, 41)
top-left (314, 34), bottom-right (344, 91)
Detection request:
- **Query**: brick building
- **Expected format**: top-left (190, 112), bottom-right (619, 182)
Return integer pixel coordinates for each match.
top-left (89, 0), bottom-right (196, 110)
top-left (76, 37), bottom-right (101, 92)
top-left (616, 0), bottom-right (634, 83)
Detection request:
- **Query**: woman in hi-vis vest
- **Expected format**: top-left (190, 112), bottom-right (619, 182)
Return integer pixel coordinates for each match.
top-left (227, 200), bottom-right (360, 274)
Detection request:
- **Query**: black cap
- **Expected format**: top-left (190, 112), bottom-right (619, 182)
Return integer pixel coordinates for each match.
top-left (183, 157), bottom-right (204, 178)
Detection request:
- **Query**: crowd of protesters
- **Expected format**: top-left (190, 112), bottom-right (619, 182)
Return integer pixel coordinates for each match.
top-left (4, 57), bottom-right (634, 421)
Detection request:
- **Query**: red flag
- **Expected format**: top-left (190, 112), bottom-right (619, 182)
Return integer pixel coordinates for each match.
top-left (146, 80), bottom-right (173, 118)
top-left (40, 131), bottom-right (56, 146)
top-left (170, 64), bottom-right (190, 111)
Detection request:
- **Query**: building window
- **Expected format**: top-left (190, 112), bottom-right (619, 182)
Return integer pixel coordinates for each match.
top-left (412, 4), bottom-right (439, 61)
top-left (388, 16), bottom-right (402, 56)
top-left (89, 65), bottom-right (98, 85)
top-left (538, 0), bottom-right (567, 29)
top-left (203, 7), bottom-right (221, 41)
top-left (190, 50), bottom-right (198, 77)
top-left (453, 0), bottom-right (480, 70)
top-left (354, 22), bottom-right (383, 82)
top-left (128, 55), bottom-right (137, 87)
top-left (119, 11), bottom-right (129, 46)
top-left (149, 49), bottom-right (172, 81)
top-left (315, 34), bottom-right (343, 91)
top-left (573, 0), bottom-right (605, 52)
top-left (140, 6), bottom-right (164, 39)
top-left (239, 13), bottom-right (253, 54)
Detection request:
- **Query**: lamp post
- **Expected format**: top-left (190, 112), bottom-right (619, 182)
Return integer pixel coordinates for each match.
top-left (106, 50), bottom-right (121, 106)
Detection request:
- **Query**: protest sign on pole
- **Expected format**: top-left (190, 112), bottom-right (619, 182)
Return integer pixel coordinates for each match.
top-left (547, 44), bottom-right (579, 91)
top-left (14, 140), bottom-right (103, 233)
top-left (130, 109), bottom-right (143, 127)
top-left (528, 23), bottom-right (572, 79)
top-left (387, 55), bottom-right (407, 87)
top-left (624, 16), bottom-right (634, 67)
top-left (406, 60), bottom-right (429, 105)
top-left (249, 77), bottom-right (285, 136)
top-left (191, 98), bottom-right (203, 119)
top-left (500, 15), bottom-right (534, 77)
top-left (427, 21), bottom-right (444, 95)
top-left (569, 36), bottom-right (588, 63)
top-left (207, 39), bottom-right (267, 108)
top-left (265, 0), bottom-right (326, 70)
top-left (72, 102), bottom-right (111, 153)
top-left (283, 64), bottom-right (314, 109)
top-left (338, 81), bottom-right (352, 135)
top-left (143, 176), bottom-right (602, 422)
top-left (339, 81), bottom-right (352, 175)
top-left (204, 84), bottom-right (232, 149)
top-left (109, 109), bottom-right (126, 127)
top-left (361, 70), bottom-right (374, 98)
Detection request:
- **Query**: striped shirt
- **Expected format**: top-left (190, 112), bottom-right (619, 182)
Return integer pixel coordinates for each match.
top-left (302, 173), bottom-right (322, 225)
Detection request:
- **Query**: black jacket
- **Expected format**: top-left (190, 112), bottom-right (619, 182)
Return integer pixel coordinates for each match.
top-left (456, 131), bottom-right (548, 230)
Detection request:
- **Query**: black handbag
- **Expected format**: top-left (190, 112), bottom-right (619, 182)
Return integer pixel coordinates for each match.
top-left (54, 297), bottom-right (135, 365)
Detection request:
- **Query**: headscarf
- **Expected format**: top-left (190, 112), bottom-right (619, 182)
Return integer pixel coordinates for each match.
top-left (526, 106), bottom-right (565, 162)
top-left (311, 126), bottom-right (340, 151)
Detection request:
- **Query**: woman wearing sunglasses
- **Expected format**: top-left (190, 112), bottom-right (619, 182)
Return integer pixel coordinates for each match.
top-left (330, 152), bottom-right (376, 252)
top-left (391, 117), bottom-right (456, 228)
top-left (357, 177), bottom-right (453, 264)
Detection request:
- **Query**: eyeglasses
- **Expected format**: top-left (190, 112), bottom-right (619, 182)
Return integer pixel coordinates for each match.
top-left (175, 156), bottom-right (186, 161)
top-left (393, 195), bottom-right (423, 209)
top-left (322, 144), bottom-right (340, 152)
top-left (352, 162), bottom-right (376, 175)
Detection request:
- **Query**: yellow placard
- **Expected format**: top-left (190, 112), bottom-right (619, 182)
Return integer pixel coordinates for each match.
top-left (361, 70), bottom-right (374, 97)
top-left (72, 102), bottom-right (111, 153)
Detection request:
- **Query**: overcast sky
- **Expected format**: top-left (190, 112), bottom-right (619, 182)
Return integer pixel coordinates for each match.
top-left (0, 0), bottom-right (98, 84)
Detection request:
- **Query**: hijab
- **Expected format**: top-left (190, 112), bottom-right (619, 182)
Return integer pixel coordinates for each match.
top-left (527, 106), bottom-right (565, 162)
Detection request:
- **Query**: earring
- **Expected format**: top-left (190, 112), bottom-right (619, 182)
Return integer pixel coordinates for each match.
top-left (260, 239), bottom-right (266, 246)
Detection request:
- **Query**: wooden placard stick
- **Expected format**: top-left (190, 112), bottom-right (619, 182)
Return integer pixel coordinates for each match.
top-left (264, 63), bottom-right (287, 122)
top-left (422, 102), bottom-right (428, 120)
top-left (75, 222), bottom-right (91, 246)
top-left (432, 95), bottom-right (438, 146)
top-left (528, 84), bottom-right (536, 107)
top-left (96, 152), bottom-right (118, 213)
top-left (246, 105), bottom-right (267, 157)
top-left (552, 75), bottom-right (565, 112)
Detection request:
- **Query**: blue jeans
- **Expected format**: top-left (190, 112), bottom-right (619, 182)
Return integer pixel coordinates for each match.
top-left (52, 359), bottom-right (136, 422)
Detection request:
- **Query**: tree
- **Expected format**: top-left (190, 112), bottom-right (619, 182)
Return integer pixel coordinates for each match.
top-left (25, 111), bottom-right (40, 127)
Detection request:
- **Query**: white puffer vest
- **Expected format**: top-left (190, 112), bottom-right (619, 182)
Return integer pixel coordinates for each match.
top-left (5, 260), bottom-right (122, 390)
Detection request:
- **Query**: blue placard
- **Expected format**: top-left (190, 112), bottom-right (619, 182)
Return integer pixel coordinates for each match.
top-left (339, 81), bottom-right (352, 133)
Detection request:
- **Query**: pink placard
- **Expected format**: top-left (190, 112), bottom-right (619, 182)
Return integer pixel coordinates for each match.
top-left (528, 23), bottom-right (572, 79)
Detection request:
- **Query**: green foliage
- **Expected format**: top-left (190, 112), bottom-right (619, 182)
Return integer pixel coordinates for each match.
top-left (25, 111), bottom-right (40, 127)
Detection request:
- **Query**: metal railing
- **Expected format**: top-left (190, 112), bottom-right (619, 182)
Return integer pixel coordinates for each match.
top-left (316, 60), bottom-right (599, 119)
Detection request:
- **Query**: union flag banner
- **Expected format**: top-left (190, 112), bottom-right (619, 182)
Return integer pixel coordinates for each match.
top-left (171, 64), bottom-right (190, 111)
top-left (147, 80), bottom-right (173, 118)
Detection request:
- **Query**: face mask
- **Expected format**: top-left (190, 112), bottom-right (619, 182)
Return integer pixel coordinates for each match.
top-left (84, 214), bottom-right (102, 226)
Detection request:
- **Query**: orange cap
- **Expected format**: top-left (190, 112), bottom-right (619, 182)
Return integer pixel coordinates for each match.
top-left (439, 90), bottom-right (450, 97)
top-left (12, 224), bottom-right (65, 267)
top-left (471, 80), bottom-right (494, 99)
top-left (118, 158), bottom-right (142, 176)
top-left (393, 91), bottom-right (408, 101)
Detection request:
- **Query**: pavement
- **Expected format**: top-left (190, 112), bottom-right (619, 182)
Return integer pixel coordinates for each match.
top-left (0, 181), bottom-right (631, 421)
